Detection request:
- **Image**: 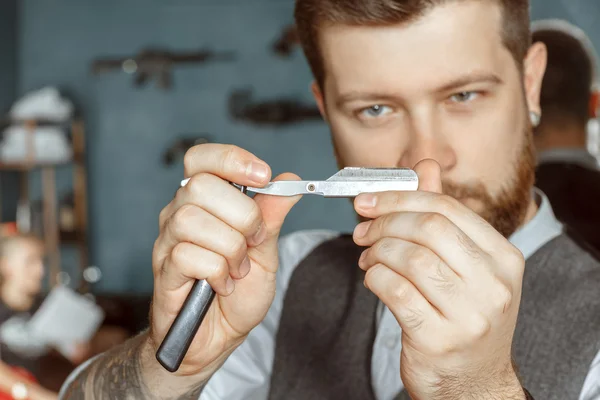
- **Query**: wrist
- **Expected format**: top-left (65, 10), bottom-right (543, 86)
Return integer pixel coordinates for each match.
top-left (409, 364), bottom-right (525, 400)
top-left (140, 335), bottom-right (210, 395)
top-left (142, 332), bottom-right (243, 396)
top-left (443, 368), bottom-right (525, 400)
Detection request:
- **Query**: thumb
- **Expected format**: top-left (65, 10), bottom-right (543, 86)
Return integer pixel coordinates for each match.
top-left (248, 172), bottom-right (302, 265)
top-left (413, 159), bottom-right (442, 194)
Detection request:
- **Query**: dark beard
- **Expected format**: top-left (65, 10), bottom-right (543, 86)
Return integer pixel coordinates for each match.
top-left (442, 129), bottom-right (536, 237)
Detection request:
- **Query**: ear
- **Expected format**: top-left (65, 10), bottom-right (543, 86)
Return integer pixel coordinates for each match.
top-left (311, 81), bottom-right (328, 122)
top-left (523, 42), bottom-right (548, 116)
top-left (590, 89), bottom-right (600, 119)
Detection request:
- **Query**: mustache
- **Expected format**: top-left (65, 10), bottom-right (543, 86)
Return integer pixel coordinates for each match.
top-left (441, 180), bottom-right (493, 203)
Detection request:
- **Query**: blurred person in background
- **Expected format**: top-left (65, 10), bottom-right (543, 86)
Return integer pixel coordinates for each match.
top-left (532, 19), bottom-right (600, 252)
top-left (0, 234), bottom-right (58, 400)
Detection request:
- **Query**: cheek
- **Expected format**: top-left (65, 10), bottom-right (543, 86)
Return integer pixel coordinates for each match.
top-left (446, 94), bottom-right (525, 182)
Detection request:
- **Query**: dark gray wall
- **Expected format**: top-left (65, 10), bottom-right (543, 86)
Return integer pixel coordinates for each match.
top-left (0, 0), bottom-right (16, 112)
top-left (17, 0), bottom-right (600, 293)
top-left (0, 0), bottom-right (18, 222)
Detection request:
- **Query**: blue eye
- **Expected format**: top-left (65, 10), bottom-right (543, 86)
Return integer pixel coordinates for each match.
top-left (450, 91), bottom-right (478, 103)
top-left (360, 105), bottom-right (392, 118)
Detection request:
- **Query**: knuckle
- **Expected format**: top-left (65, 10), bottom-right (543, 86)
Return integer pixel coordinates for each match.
top-left (242, 201), bottom-right (263, 233)
top-left (158, 206), bottom-right (170, 228)
top-left (420, 212), bottom-right (448, 236)
top-left (170, 242), bottom-right (189, 266)
top-left (152, 236), bottom-right (165, 273)
top-left (183, 143), bottom-right (205, 174)
top-left (209, 256), bottom-right (229, 279)
top-left (373, 238), bottom-right (395, 262)
top-left (494, 284), bottom-right (514, 313)
top-left (364, 264), bottom-right (382, 288)
top-left (226, 233), bottom-right (248, 260)
top-left (389, 279), bottom-right (412, 306)
top-left (466, 314), bottom-right (491, 340)
top-left (185, 173), bottom-right (211, 196)
top-left (430, 339), bottom-right (457, 356)
top-left (171, 204), bottom-right (196, 230)
top-left (379, 214), bottom-right (398, 236)
top-left (505, 245), bottom-right (525, 269)
top-left (408, 246), bottom-right (432, 270)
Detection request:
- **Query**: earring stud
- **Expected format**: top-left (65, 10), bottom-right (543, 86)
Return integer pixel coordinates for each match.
top-left (530, 111), bottom-right (541, 127)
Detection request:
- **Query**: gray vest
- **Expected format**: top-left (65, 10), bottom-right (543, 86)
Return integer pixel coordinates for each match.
top-left (268, 233), bottom-right (600, 400)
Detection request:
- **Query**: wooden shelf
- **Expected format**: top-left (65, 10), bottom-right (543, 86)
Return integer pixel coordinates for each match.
top-left (0, 118), bottom-right (89, 291)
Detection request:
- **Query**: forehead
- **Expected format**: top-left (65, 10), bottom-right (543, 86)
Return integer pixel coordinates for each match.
top-left (319, 1), bottom-right (515, 94)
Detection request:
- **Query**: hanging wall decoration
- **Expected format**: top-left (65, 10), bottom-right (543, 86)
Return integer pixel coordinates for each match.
top-left (91, 48), bottom-right (236, 91)
top-left (272, 25), bottom-right (299, 57)
top-left (228, 88), bottom-right (322, 126)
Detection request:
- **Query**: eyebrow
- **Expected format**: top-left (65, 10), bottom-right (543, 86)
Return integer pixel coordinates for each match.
top-left (436, 72), bottom-right (503, 93)
top-left (336, 72), bottom-right (503, 107)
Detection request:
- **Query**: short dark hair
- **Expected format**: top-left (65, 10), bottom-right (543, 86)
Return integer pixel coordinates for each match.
top-left (294, 0), bottom-right (531, 88)
top-left (533, 27), bottom-right (595, 129)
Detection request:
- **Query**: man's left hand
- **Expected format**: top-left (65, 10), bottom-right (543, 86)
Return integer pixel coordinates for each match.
top-left (353, 159), bottom-right (526, 400)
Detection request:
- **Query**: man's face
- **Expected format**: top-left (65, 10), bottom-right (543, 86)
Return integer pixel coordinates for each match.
top-left (313, 1), bottom-right (546, 237)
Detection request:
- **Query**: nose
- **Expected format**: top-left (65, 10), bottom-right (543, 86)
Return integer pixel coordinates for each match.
top-left (398, 114), bottom-right (456, 171)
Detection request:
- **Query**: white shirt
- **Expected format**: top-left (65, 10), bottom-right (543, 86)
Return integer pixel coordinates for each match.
top-left (60, 190), bottom-right (600, 399)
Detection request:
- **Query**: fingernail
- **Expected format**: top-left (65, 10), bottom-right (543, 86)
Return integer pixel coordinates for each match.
top-left (239, 256), bottom-right (251, 278)
top-left (226, 277), bottom-right (235, 294)
top-left (354, 221), bottom-right (372, 239)
top-left (356, 194), bottom-right (377, 209)
top-left (251, 223), bottom-right (267, 246)
top-left (358, 250), bottom-right (367, 266)
top-left (246, 161), bottom-right (269, 183)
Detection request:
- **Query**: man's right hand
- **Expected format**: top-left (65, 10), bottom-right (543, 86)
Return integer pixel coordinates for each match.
top-left (149, 143), bottom-right (302, 377)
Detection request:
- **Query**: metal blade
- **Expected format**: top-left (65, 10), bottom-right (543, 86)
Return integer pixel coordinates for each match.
top-left (315, 179), bottom-right (418, 197)
top-left (326, 167), bottom-right (417, 182)
top-left (239, 181), bottom-right (309, 196)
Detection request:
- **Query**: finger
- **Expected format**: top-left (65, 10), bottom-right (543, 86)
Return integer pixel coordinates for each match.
top-left (413, 158), bottom-right (442, 193)
top-left (354, 190), bottom-right (504, 254)
top-left (183, 143), bottom-right (272, 187)
top-left (359, 238), bottom-right (465, 319)
top-left (247, 173), bottom-right (303, 273)
top-left (165, 173), bottom-right (266, 247)
top-left (154, 204), bottom-right (249, 280)
top-left (365, 263), bottom-right (444, 334)
top-left (162, 242), bottom-right (235, 297)
top-left (354, 212), bottom-right (486, 278)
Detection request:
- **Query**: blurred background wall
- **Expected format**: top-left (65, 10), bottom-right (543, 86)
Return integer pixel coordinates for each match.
top-left (0, 0), bottom-right (598, 293)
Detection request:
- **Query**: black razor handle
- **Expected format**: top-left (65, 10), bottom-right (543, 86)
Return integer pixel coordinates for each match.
top-left (156, 184), bottom-right (247, 372)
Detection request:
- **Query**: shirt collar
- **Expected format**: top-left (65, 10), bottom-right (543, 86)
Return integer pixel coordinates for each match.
top-left (508, 188), bottom-right (563, 260)
top-left (537, 148), bottom-right (599, 170)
